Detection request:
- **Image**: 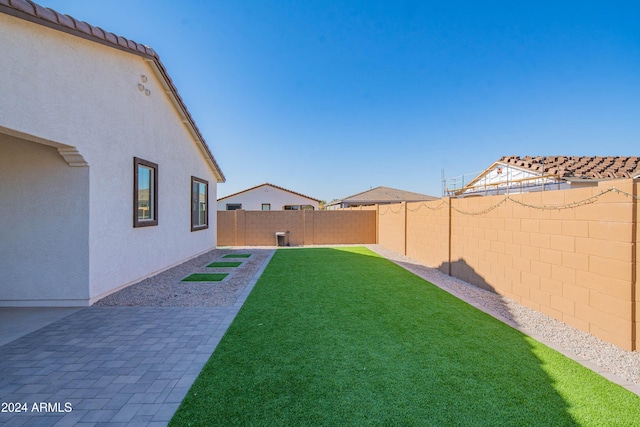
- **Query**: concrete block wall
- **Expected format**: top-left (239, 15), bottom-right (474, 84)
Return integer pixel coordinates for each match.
top-left (450, 180), bottom-right (636, 349)
top-left (217, 210), bottom-right (235, 246)
top-left (244, 211), bottom-right (305, 246)
top-left (217, 210), bottom-right (376, 247)
top-left (377, 179), bottom-right (639, 351)
top-left (635, 180), bottom-right (639, 351)
top-left (378, 203), bottom-right (407, 256)
top-left (406, 200), bottom-right (450, 273)
top-left (309, 210), bottom-right (376, 244)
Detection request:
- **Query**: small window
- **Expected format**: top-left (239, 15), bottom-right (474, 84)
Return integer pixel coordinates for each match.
top-left (261, 203), bottom-right (271, 211)
top-left (226, 203), bottom-right (242, 211)
top-left (301, 205), bottom-right (314, 210)
top-left (191, 177), bottom-right (208, 231)
top-left (283, 205), bottom-right (298, 210)
top-left (134, 157), bottom-right (158, 227)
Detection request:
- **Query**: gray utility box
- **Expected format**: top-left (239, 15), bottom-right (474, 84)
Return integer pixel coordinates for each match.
top-left (275, 231), bottom-right (290, 247)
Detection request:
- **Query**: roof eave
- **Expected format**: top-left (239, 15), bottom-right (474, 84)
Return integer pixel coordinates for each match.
top-left (218, 183), bottom-right (319, 203)
top-left (144, 59), bottom-right (225, 182)
top-left (1, 0), bottom-right (225, 182)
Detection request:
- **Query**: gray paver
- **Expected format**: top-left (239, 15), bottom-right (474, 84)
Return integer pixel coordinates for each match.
top-left (0, 249), bottom-right (275, 426)
top-left (0, 307), bottom-right (229, 426)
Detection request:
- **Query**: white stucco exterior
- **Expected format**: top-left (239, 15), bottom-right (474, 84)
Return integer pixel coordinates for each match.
top-left (217, 184), bottom-right (319, 211)
top-left (0, 11), bottom-right (223, 305)
top-left (0, 133), bottom-right (90, 305)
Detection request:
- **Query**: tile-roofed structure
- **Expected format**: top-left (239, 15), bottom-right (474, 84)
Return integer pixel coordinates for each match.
top-left (452, 155), bottom-right (640, 197)
top-left (498, 155), bottom-right (640, 180)
top-left (326, 186), bottom-right (438, 209)
top-left (0, 0), bottom-right (225, 182)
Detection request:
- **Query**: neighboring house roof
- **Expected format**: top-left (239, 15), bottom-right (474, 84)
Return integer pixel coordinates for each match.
top-left (0, 0), bottom-right (225, 182)
top-left (328, 186), bottom-right (438, 207)
top-left (455, 155), bottom-right (640, 196)
top-left (217, 183), bottom-right (320, 203)
top-left (497, 155), bottom-right (640, 179)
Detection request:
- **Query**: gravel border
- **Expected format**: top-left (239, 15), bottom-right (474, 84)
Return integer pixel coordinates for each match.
top-left (366, 244), bottom-right (640, 393)
top-left (95, 248), bottom-right (275, 307)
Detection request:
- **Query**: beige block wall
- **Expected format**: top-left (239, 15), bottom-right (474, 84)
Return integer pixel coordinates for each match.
top-left (635, 179), bottom-right (639, 350)
top-left (310, 211), bottom-right (376, 244)
top-left (217, 210), bottom-right (376, 246)
top-left (378, 203), bottom-right (406, 255)
top-left (245, 211), bottom-right (305, 246)
top-left (217, 211), bottom-right (235, 246)
top-left (405, 199), bottom-right (450, 272)
top-left (389, 180), bottom-right (637, 350)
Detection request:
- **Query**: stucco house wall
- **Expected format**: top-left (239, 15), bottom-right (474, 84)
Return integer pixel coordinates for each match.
top-left (0, 134), bottom-right (90, 305)
top-left (0, 8), bottom-right (223, 305)
top-left (217, 184), bottom-right (319, 211)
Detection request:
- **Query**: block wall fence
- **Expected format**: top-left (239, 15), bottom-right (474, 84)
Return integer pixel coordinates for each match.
top-left (375, 179), bottom-right (639, 351)
top-left (217, 210), bottom-right (377, 247)
top-left (217, 179), bottom-right (638, 351)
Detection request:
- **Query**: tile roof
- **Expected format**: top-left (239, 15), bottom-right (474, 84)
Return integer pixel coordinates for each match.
top-left (217, 183), bottom-right (320, 203)
top-left (498, 156), bottom-right (640, 179)
top-left (332, 186), bottom-right (438, 205)
top-left (1, 0), bottom-right (225, 182)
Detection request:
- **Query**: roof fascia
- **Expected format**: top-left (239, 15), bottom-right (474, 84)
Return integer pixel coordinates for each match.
top-left (218, 183), bottom-right (320, 203)
top-left (217, 183), bottom-right (270, 201)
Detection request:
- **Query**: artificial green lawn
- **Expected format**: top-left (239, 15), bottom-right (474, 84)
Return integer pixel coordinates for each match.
top-left (206, 261), bottom-right (243, 268)
top-left (181, 273), bottom-right (228, 282)
top-left (171, 247), bottom-right (640, 426)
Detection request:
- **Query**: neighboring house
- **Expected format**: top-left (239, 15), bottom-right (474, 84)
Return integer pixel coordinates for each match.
top-left (449, 156), bottom-right (640, 197)
top-left (0, 1), bottom-right (225, 306)
top-left (325, 186), bottom-right (438, 210)
top-left (217, 183), bottom-right (320, 211)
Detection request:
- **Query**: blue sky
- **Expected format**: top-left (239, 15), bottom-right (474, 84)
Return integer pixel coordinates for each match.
top-left (39, 1), bottom-right (640, 201)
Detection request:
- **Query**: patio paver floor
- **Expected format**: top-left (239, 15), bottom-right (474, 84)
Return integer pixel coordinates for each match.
top-left (0, 249), bottom-right (274, 426)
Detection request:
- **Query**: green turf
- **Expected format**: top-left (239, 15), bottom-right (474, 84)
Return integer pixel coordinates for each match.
top-left (171, 247), bottom-right (640, 426)
top-left (222, 254), bottom-right (251, 258)
top-left (181, 273), bottom-right (228, 282)
top-left (206, 261), bottom-right (242, 268)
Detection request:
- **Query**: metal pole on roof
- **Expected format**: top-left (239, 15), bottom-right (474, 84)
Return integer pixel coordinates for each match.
top-left (506, 164), bottom-right (510, 195)
top-left (542, 156), bottom-right (546, 192)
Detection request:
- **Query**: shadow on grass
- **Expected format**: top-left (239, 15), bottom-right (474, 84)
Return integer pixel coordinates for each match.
top-left (171, 247), bottom-right (639, 426)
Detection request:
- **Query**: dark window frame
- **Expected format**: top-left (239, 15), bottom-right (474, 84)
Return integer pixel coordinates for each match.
top-left (191, 176), bottom-right (209, 231)
top-left (226, 203), bottom-right (242, 210)
top-left (261, 203), bottom-right (271, 211)
top-left (133, 157), bottom-right (158, 227)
